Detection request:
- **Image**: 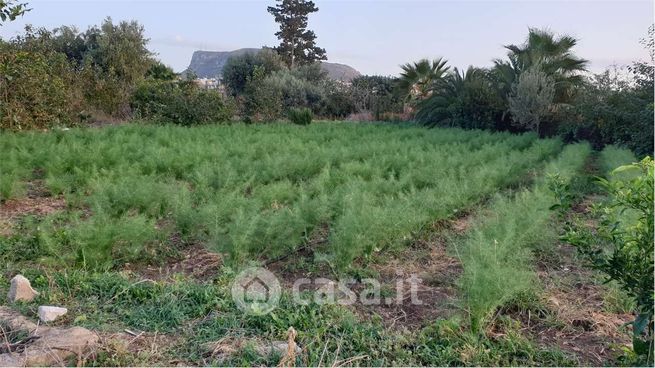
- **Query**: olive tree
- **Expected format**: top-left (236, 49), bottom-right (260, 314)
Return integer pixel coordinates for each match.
top-left (508, 66), bottom-right (555, 134)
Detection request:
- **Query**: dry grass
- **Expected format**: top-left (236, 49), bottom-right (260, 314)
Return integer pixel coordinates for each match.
top-left (528, 242), bottom-right (633, 365)
top-left (123, 244), bottom-right (222, 283)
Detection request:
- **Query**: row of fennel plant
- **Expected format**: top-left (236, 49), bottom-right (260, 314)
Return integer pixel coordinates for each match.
top-left (455, 142), bottom-right (592, 332)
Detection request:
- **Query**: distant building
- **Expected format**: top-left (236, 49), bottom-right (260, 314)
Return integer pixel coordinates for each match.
top-left (195, 77), bottom-right (220, 90)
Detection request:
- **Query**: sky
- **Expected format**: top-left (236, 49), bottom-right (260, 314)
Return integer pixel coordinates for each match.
top-left (1, 0), bottom-right (652, 76)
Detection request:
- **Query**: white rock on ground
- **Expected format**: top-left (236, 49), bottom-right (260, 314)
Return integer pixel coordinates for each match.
top-left (7, 274), bottom-right (39, 303)
top-left (38, 306), bottom-right (68, 322)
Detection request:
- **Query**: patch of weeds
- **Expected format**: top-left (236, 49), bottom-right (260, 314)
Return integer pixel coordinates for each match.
top-left (497, 290), bottom-right (565, 330)
top-left (0, 320), bottom-right (30, 347)
top-left (499, 290), bottom-right (552, 319)
top-left (87, 344), bottom-right (151, 367)
top-left (182, 294), bottom-right (410, 366)
top-left (413, 317), bottom-right (575, 366)
top-left (23, 271), bottom-right (225, 332)
top-left (0, 215), bottom-right (42, 264)
top-left (603, 282), bottom-right (637, 314)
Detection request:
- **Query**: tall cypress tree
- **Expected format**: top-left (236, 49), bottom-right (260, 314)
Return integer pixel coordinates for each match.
top-left (267, 0), bottom-right (327, 68)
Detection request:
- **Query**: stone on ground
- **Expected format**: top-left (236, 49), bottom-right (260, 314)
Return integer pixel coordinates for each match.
top-left (7, 275), bottom-right (39, 303)
top-left (37, 306), bottom-right (68, 323)
top-left (0, 306), bottom-right (98, 367)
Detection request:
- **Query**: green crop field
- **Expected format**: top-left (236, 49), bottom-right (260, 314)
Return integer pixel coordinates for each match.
top-left (0, 122), bottom-right (643, 366)
top-left (1, 122), bottom-right (561, 270)
top-left (1, 1), bottom-right (651, 364)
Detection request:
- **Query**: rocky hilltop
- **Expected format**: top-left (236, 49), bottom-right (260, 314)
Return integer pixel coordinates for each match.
top-left (186, 48), bottom-right (361, 82)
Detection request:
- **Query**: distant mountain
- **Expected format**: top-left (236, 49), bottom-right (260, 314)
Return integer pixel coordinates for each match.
top-left (320, 62), bottom-right (361, 82)
top-left (186, 48), bottom-right (361, 82)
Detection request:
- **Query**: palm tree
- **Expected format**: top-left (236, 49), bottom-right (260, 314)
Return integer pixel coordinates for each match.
top-left (415, 66), bottom-right (503, 129)
top-left (493, 28), bottom-right (588, 104)
top-left (397, 58), bottom-right (450, 104)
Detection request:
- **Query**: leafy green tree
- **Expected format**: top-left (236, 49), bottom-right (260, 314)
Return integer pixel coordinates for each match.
top-left (145, 61), bottom-right (176, 81)
top-left (222, 48), bottom-right (284, 96)
top-left (351, 75), bottom-right (403, 119)
top-left (0, 25), bottom-right (86, 130)
top-left (243, 65), bottom-right (283, 122)
top-left (287, 61), bottom-right (326, 82)
top-left (7, 25), bottom-right (87, 66)
top-left (630, 25), bottom-right (654, 99)
top-left (90, 18), bottom-right (152, 87)
top-left (322, 79), bottom-right (356, 118)
top-left (0, 49), bottom-right (79, 130)
top-left (397, 58), bottom-right (449, 104)
top-left (561, 27), bottom-right (654, 156)
top-left (131, 78), bottom-right (234, 125)
top-left (50, 26), bottom-right (88, 65)
top-left (508, 66), bottom-right (555, 134)
top-left (562, 68), bottom-right (654, 157)
top-left (82, 18), bottom-right (153, 115)
top-left (259, 68), bottom-right (325, 113)
top-left (0, 0), bottom-right (29, 25)
top-left (267, 0), bottom-right (327, 68)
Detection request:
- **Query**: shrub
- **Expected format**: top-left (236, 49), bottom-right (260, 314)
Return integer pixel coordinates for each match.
top-left (261, 69), bottom-right (326, 113)
top-left (81, 18), bottom-right (153, 116)
top-left (288, 107), bottom-right (312, 125)
top-left (131, 79), bottom-right (234, 125)
top-left (350, 75), bottom-right (403, 120)
top-left (562, 68), bottom-right (654, 157)
top-left (322, 79), bottom-right (357, 118)
top-left (0, 19), bottom-right (156, 128)
top-left (243, 66), bottom-right (283, 122)
top-left (0, 49), bottom-right (81, 130)
top-left (222, 48), bottom-right (284, 96)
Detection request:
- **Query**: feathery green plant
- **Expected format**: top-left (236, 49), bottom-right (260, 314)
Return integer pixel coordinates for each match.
top-left (0, 122), bottom-right (561, 270)
top-left (457, 143), bottom-right (591, 332)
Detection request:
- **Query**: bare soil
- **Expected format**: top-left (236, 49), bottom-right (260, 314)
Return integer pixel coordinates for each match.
top-left (0, 180), bottom-right (66, 236)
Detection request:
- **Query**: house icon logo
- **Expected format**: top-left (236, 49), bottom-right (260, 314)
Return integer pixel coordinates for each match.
top-left (231, 267), bottom-right (281, 315)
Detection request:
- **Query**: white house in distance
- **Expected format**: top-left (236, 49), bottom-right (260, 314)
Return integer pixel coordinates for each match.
top-left (195, 78), bottom-right (220, 90)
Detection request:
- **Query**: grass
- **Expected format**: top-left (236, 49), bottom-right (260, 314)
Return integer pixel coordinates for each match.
top-left (1, 266), bottom-right (573, 366)
top-left (0, 122), bottom-right (562, 271)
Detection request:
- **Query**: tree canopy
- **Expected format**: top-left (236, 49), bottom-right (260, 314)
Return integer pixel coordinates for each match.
top-left (267, 0), bottom-right (327, 68)
top-left (0, 0), bottom-right (29, 25)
